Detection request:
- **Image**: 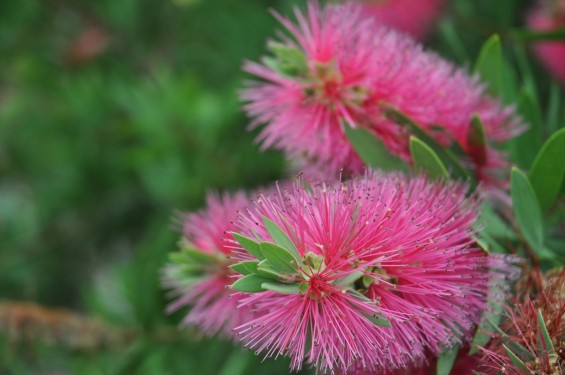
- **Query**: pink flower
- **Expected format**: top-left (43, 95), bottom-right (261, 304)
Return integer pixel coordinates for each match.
top-left (162, 192), bottom-right (253, 337)
top-left (527, 0), bottom-right (565, 84)
top-left (242, 2), bottom-right (522, 194)
top-left (359, 0), bottom-right (445, 40)
top-left (229, 172), bottom-right (518, 373)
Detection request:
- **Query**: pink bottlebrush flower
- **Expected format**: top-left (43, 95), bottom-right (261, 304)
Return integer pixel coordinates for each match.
top-left (162, 191), bottom-right (253, 337)
top-left (242, 2), bottom-right (522, 194)
top-left (527, 0), bottom-right (565, 84)
top-left (229, 172), bottom-right (518, 373)
top-left (358, 0), bottom-right (445, 40)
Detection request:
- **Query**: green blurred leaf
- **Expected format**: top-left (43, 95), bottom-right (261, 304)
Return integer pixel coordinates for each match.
top-left (260, 242), bottom-right (299, 274)
top-left (409, 136), bottom-right (449, 179)
top-left (363, 312), bottom-right (391, 328)
top-left (231, 274), bottom-right (272, 293)
top-left (344, 124), bottom-right (407, 171)
top-left (334, 271), bottom-right (364, 287)
top-left (229, 260), bottom-right (259, 276)
top-left (511, 168), bottom-right (552, 259)
top-left (232, 233), bottom-right (265, 261)
top-left (261, 281), bottom-right (301, 294)
top-left (437, 345), bottom-right (459, 375)
top-left (474, 34), bottom-right (515, 103)
top-left (510, 89), bottom-right (543, 168)
top-left (267, 42), bottom-right (308, 77)
top-left (467, 116), bottom-right (487, 165)
top-left (503, 344), bottom-right (529, 374)
top-left (262, 216), bottom-right (302, 265)
top-left (537, 309), bottom-right (555, 354)
top-left (511, 28), bottom-right (565, 42)
top-left (529, 128), bottom-right (565, 211)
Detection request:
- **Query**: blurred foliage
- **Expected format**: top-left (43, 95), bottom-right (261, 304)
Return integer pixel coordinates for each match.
top-left (0, 0), bottom-right (563, 373)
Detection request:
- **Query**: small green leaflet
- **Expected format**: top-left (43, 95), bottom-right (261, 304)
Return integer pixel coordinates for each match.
top-left (262, 216), bottom-right (302, 265)
top-left (537, 309), bottom-right (555, 354)
top-left (231, 274), bottom-right (273, 293)
top-left (529, 128), bottom-right (565, 211)
top-left (232, 232), bottom-right (265, 260)
top-left (343, 123), bottom-right (407, 171)
top-left (385, 107), bottom-right (474, 187)
top-left (467, 116), bottom-right (487, 165)
top-left (510, 168), bottom-right (554, 260)
top-left (409, 136), bottom-right (449, 179)
top-left (503, 344), bottom-right (529, 374)
top-left (256, 259), bottom-right (284, 279)
top-left (362, 312), bottom-right (391, 328)
top-left (261, 282), bottom-right (301, 295)
top-left (437, 344), bottom-right (460, 375)
top-left (260, 242), bottom-right (299, 275)
top-left (267, 42), bottom-right (308, 77)
top-left (334, 271), bottom-right (364, 286)
top-left (229, 261), bottom-right (259, 276)
top-left (170, 246), bottom-right (218, 265)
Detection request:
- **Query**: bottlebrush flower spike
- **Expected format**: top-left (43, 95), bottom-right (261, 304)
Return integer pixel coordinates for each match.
top-left (359, 0), bottom-right (445, 40)
top-left (480, 268), bottom-right (565, 375)
top-left (229, 172), bottom-right (518, 373)
top-left (242, 1), bottom-right (522, 194)
top-left (527, 0), bottom-right (565, 84)
top-left (161, 192), bottom-right (253, 337)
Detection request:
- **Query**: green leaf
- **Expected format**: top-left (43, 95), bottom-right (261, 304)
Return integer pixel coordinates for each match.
top-left (510, 90), bottom-right (543, 168)
top-left (267, 42), bottom-right (308, 77)
top-left (547, 81), bottom-right (561, 134)
top-left (261, 281), bottom-right (301, 294)
top-left (171, 246), bottom-right (218, 264)
top-left (529, 128), bottom-right (565, 211)
top-left (409, 136), bottom-right (449, 179)
top-left (469, 279), bottom-right (505, 354)
top-left (385, 108), bottom-right (474, 186)
top-left (262, 216), bottom-right (302, 265)
top-left (231, 274), bottom-right (272, 293)
top-left (344, 124), bottom-right (407, 171)
top-left (437, 345), bottom-right (460, 375)
top-left (511, 28), bottom-right (565, 42)
top-left (260, 242), bottom-right (299, 274)
top-left (474, 34), bottom-right (516, 103)
top-left (232, 233), bottom-right (265, 260)
top-left (511, 168), bottom-right (551, 259)
top-left (363, 312), bottom-right (391, 328)
top-left (504, 339), bottom-right (536, 362)
top-left (537, 309), bottom-right (555, 354)
top-left (334, 271), bottom-right (364, 286)
top-left (229, 261), bottom-right (259, 276)
top-left (467, 116), bottom-right (488, 165)
top-left (503, 344), bottom-right (529, 374)
top-left (256, 259), bottom-right (285, 279)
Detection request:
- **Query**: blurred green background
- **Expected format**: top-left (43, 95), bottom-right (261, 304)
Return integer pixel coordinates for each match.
top-left (0, 0), bottom-right (561, 373)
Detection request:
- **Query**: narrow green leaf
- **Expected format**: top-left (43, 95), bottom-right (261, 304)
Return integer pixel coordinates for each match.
top-left (260, 242), bottom-right (299, 274)
top-left (474, 34), bottom-right (515, 103)
top-left (262, 216), bottom-right (302, 265)
top-left (232, 233), bottom-right (265, 260)
top-left (511, 168), bottom-right (548, 257)
top-left (172, 246), bottom-right (218, 264)
top-left (385, 108), bottom-right (474, 185)
top-left (547, 81), bottom-right (561, 134)
top-left (537, 309), bottom-right (555, 354)
top-left (229, 261), bottom-right (259, 276)
top-left (473, 235), bottom-right (490, 254)
top-left (256, 259), bottom-right (285, 279)
top-left (344, 124), bottom-right (407, 171)
top-left (510, 90), bottom-right (543, 168)
top-left (334, 271), bottom-right (364, 287)
top-left (503, 344), bottom-right (529, 373)
top-left (470, 300), bottom-right (503, 354)
top-left (529, 128), bottom-right (565, 211)
top-left (363, 312), bottom-right (391, 328)
top-left (267, 41), bottom-right (308, 77)
top-left (504, 339), bottom-right (536, 362)
top-left (231, 275), bottom-right (272, 293)
top-left (511, 28), bottom-right (565, 42)
top-left (261, 282), bottom-right (301, 294)
top-left (409, 136), bottom-right (449, 179)
top-left (467, 116), bottom-right (488, 165)
top-left (437, 345), bottom-right (460, 375)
